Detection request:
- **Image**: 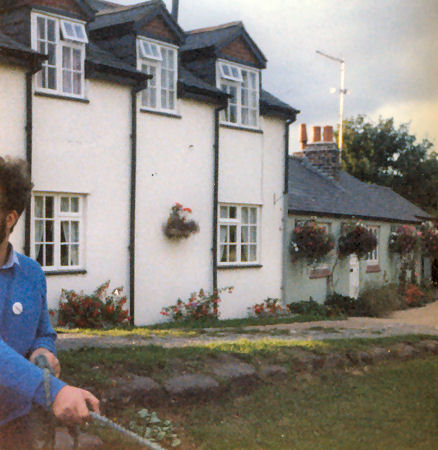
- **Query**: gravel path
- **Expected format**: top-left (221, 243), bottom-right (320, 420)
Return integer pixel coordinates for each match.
top-left (56, 301), bottom-right (438, 351)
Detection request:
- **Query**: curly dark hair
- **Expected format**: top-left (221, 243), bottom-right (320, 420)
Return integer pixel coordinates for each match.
top-left (0, 156), bottom-right (33, 216)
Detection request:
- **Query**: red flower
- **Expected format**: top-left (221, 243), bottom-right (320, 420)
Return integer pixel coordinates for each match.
top-left (175, 202), bottom-right (183, 208)
top-left (183, 207), bottom-right (192, 213)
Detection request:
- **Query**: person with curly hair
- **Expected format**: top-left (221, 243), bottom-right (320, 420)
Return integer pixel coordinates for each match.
top-left (0, 156), bottom-right (100, 449)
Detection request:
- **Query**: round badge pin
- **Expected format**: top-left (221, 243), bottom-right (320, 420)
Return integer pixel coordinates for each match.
top-left (12, 302), bottom-right (23, 315)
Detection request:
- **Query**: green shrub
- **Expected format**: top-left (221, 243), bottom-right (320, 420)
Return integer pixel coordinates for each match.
top-left (58, 281), bottom-right (130, 328)
top-left (355, 284), bottom-right (402, 317)
top-left (287, 299), bottom-right (327, 316)
top-left (324, 293), bottom-right (357, 315)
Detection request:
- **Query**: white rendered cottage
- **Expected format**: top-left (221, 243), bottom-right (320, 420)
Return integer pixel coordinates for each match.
top-left (0, 0), bottom-right (299, 324)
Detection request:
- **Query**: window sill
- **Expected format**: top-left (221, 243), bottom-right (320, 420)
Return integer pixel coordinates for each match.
top-left (366, 264), bottom-right (381, 273)
top-left (140, 108), bottom-right (182, 119)
top-left (44, 269), bottom-right (87, 276)
top-left (218, 264), bottom-right (263, 270)
top-left (34, 91), bottom-right (90, 103)
top-left (220, 123), bottom-right (263, 134)
top-left (309, 268), bottom-right (332, 279)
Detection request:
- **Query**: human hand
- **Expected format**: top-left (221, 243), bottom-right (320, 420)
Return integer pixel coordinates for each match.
top-left (52, 386), bottom-right (100, 424)
top-left (30, 347), bottom-right (61, 377)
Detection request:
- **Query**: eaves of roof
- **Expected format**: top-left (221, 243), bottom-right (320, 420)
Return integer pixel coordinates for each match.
top-left (260, 89), bottom-right (300, 120)
top-left (86, 42), bottom-right (150, 84)
top-left (288, 157), bottom-right (430, 224)
top-left (0, 32), bottom-right (46, 69)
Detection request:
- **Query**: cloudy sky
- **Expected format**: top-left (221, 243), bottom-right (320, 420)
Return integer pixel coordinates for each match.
top-left (116, 0), bottom-right (438, 152)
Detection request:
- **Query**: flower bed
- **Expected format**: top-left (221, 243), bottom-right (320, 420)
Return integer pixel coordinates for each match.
top-left (161, 287), bottom-right (233, 321)
top-left (58, 281), bottom-right (130, 328)
top-left (249, 298), bottom-right (284, 317)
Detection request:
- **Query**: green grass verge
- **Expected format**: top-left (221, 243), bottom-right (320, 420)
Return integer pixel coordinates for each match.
top-left (67, 355), bottom-right (438, 449)
top-left (173, 357), bottom-right (438, 449)
top-left (59, 335), bottom-right (438, 388)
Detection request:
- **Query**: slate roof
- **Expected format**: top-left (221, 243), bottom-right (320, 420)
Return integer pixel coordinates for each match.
top-left (260, 90), bottom-right (299, 117)
top-left (182, 21), bottom-right (267, 67)
top-left (183, 22), bottom-right (244, 51)
top-left (86, 42), bottom-right (149, 82)
top-left (86, 0), bottom-right (119, 12)
top-left (0, 32), bottom-right (40, 56)
top-left (179, 66), bottom-right (228, 99)
top-left (288, 156), bottom-right (430, 223)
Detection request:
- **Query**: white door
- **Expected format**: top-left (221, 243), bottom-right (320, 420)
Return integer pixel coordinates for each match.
top-left (349, 254), bottom-right (360, 298)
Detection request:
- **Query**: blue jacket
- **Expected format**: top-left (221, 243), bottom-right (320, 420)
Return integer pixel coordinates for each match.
top-left (0, 249), bottom-right (66, 426)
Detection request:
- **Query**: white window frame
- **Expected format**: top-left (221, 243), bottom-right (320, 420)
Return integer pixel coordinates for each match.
top-left (216, 59), bottom-right (260, 129)
top-left (60, 20), bottom-right (88, 43)
top-left (31, 193), bottom-right (86, 272)
top-left (137, 37), bottom-right (178, 113)
top-left (31, 11), bottom-right (87, 99)
top-left (218, 204), bottom-right (261, 266)
top-left (366, 225), bottom-right (379, 263)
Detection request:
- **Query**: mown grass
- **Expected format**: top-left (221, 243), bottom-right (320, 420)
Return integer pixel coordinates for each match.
top-left (173, 357), bottom-right (438, 449)
top-left (68, 355), bottom-right (438, 449)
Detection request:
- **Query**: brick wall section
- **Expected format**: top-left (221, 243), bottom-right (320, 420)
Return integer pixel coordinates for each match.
top-left (141, 16), bottom-right (178, 42)
top-left (303, 143), bottom-right (341, 181)
top-left (221, 36), bottom-right (258, 65)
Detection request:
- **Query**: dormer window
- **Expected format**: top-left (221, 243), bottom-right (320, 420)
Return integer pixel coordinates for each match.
top-left (217, 60), bottom-right (259, 128)
top-left (31, 12), bottom-right (87, 98)
top-left (137, 38), bottom-right (177, 112)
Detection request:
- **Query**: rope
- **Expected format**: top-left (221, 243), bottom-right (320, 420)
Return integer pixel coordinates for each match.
top-left (34, 354), bottom-right (164, 450)
top-left (89, 412), bottom-right (164, 450)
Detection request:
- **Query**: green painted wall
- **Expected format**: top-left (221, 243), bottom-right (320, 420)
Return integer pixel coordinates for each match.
top-left (285, 215), bottom-right (425, 304)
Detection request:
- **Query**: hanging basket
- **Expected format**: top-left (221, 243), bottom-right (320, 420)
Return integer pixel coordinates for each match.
top-left (163, 203), bottom-right (199, 240)
top-left (290, 220), bottom-right (334, 264)
top-left (338, 222), bottom-right (377, 259)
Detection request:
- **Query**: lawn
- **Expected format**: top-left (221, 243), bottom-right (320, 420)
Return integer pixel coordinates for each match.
top-left (58, 337), bottom-right (438, 449)
top-left (173, 357), bottom-right (438, 449)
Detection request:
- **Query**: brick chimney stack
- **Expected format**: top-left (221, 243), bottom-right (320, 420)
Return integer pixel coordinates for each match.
top-left (299, 124), bottom-right (341, 181)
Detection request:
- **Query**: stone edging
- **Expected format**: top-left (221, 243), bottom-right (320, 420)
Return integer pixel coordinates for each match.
top-left (100, 340), bottom-right (438, 405)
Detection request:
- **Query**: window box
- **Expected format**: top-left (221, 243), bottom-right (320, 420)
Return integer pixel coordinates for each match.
top-left (309, 268), bottom-right (332, 279)
top-left (366, 264), bottom-right (381, 273)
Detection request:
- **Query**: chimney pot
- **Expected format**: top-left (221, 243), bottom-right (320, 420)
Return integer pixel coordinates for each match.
top-left (311, 126), bottom-right (321, 143)
top-left (323, 126), bottom-right (334, 142)
top-left (299, 123), bottom-right (308, 149)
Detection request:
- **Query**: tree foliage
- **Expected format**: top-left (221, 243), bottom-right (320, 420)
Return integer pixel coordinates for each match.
top-left (337, 115), bottom-right (438, 212)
